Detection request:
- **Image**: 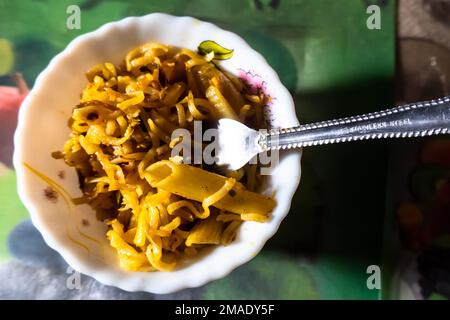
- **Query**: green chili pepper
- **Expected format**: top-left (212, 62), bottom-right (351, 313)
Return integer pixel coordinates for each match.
top-left (198, 40), bottom-right (234, 60)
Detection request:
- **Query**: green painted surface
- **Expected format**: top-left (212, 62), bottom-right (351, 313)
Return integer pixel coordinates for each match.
top-left (203, 252), bottom-right (319, 300)
top-left (0, 170), bottom-right (29, 260)
top-left (0, 0), bottom-right (395, 299)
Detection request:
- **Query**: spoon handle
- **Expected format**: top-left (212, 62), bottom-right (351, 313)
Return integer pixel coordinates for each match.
top-left (262, 96), bottom-right (450, 150)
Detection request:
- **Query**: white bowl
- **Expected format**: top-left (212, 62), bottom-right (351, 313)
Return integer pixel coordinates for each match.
top-left (13, 13), bottom-right (301, 294)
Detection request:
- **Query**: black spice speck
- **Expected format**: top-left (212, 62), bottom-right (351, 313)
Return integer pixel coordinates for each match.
top-left (86, 112), bottom-right (99, 120)
top-left (57, 170), bottom-right (65, 179)
top-left (44, 187), bottom-right (58, 203)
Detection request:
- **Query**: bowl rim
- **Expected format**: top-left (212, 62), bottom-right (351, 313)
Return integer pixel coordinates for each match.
top-left (13, 12), bottom-right (302, 293)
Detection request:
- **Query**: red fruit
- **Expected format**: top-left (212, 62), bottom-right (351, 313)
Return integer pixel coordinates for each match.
top-left (421, 139), bottom-right (450, 167)
top-left (0, 73), bottom-right (28, 167)
top-left (0, 86), bottom-right (27, 109)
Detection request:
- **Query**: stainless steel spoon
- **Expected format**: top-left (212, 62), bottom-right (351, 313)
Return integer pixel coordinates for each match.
top-left (216, 96), bottom-right (450, 170)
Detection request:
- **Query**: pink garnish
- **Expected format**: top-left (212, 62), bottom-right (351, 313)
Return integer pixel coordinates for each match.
top-left (238, 69), bottom-right (273, 105)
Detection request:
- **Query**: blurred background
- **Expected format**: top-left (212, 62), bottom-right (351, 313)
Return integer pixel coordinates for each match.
top-left (0, 0), bottom-right (449, 299)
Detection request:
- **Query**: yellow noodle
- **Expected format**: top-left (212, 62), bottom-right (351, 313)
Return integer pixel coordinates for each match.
top-left (58, 42), bottom-right (274, 272)
top-left (201, 178), bottom-right (236, 217)
top-left (221, 221), bottom-right (242, 245)
top-left (174, 103), bottom-right (186, 127)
